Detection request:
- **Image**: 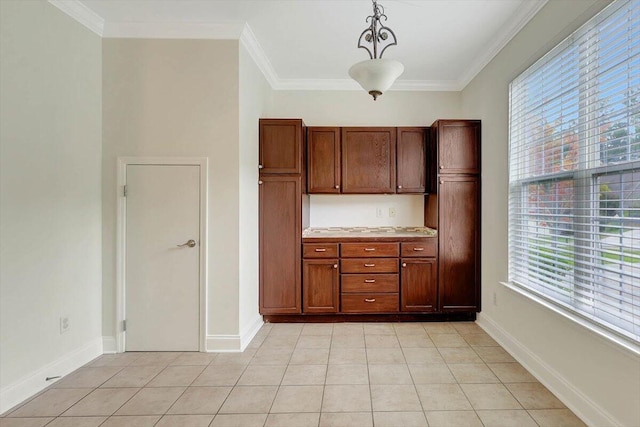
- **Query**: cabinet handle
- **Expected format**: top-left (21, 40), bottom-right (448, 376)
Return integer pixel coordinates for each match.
top-left (364, 263), bottom-right (375, 267)
top-left (258, 180), bottom-right (263, 185)
top-left (412, 247), bottom-right (424, 251)
top-left (333, 264), bottom-right (338, 269)
top-left (364, 279), bottom-right (376, 283)
top-left (258, 164), bottom-right (263, 169)
top-left (315, 248), bottom-right (327, 252)
top-left (402, 263), bottom-right (407, 267)
top-left (335, 185), bottom-right (340, 189)
top-left (364, 298), bottom-right (376, 303)
top-left (364, 248), bottom-right (376, 251)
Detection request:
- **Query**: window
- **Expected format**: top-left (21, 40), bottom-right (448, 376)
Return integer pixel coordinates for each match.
top-left (509, 0), bottom-right (640, 344)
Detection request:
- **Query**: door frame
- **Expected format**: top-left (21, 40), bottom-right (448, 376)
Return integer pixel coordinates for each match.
top-left (116, 157), bottom-right (208, 353)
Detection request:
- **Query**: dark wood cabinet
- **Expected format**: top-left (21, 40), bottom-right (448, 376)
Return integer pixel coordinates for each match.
top-left (397, 128), bottom-right (427, 194)
top-left (259, 119), bottom-right (304, 174)
top-left (433, 120), bottom-right (480, 175)
top-left (341, 127), bottom-right (396, 193)
top-left (307, 127), bottom-right (341, 193)
top-left (302, 259), bottom-right (339, 313)
top-left (437, 176), bottom-right (480, 311)
top-left (259, 176), bottom-right (302, 314)
top-left (401, 258), bottom-right (437, 312)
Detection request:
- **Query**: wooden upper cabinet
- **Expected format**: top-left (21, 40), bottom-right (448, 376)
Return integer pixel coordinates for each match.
top-left (433, 120), bottom-right (480, 175)
top-left (307, 127), bottom-right (341, 193)
top-left (341, 127), bottom-right (396, 193)
top-left (259, 119), bottom-right (304, 174)
top-left (397, 127), bottom-right (427, 193)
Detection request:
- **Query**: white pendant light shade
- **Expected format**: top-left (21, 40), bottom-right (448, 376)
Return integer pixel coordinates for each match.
top-left (349, 58), bottom-right (404, 100)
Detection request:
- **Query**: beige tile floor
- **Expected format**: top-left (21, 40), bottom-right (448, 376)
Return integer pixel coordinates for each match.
top-left (1, 322), bottom-right (587, 427)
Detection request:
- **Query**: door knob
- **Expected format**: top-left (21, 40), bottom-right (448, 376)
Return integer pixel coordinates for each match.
top-left (177, 239), bottom-right (196, 248)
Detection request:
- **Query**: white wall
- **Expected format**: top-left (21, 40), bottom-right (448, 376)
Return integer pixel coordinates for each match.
top-left (309, 195), bottom-right (424, 227)
top-left (238, 43), bottom-right (272, 342)
top-left (0, 0), bottom-right (103, 412)
top-left (461, 0), bottom-right (640, 425)
top-left (102, 39), bottom-right (241, 348)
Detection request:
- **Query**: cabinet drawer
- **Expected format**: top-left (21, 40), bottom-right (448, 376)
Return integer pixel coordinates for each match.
top-left (341, 293), bottom-right (399, 313)
top-left (401, 240), bottom-right (437, 257)
top-left (341, 258), bottom-right (399, 273)
top-left (341, 242), bottom-right (399, 258)
top-left (303, 243), bottom-right (339, 258)
top-left (342, 274), bottom-right (398, 293)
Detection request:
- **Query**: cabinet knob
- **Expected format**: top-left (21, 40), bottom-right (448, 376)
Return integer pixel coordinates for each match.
top-left (364, 298), bottom-right (376, 303)
top-left (398, 185), bottom-right (403, 189)
top-left (258, 164), bottom-right (263, 169)
top-left (258, 180), bottom-right (263, 185)
top-left (335, 185), bottom-right (340, 189)
top-left (402, 262), bottom-right (407, 267)
top-left (333, 264), bottom-right (338, 269)
top-left (439, 165), bottom-right (444, 169)
top-left (440, 180), bottom-right (444, 184)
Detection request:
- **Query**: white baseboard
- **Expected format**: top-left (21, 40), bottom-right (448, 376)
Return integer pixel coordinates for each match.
top-left (0, 337), bottom-right (103, 414)
top-left (206, 316), bottom-right (263, 353)
top-left (477, 313), bottom-right (621, 427)
top-left (239, 315), bottom-right (264, 351)
top-left (102, 336), bottom-right (117, 354)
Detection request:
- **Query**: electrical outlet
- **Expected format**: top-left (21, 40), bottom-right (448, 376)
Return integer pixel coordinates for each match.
top-left (493, 292), bottom-right (498, 306)
top-left (389, 207), bottom-right (396, 218)
top-left (376, 207), bottom-right (383, 218)
top-left (60, 316), bottom-right (70, 334)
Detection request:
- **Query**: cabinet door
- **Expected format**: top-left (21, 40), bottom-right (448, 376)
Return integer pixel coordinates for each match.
top-left (303, 259), bottom-right (339, 313)
top-left (259, 176), bottom-right (301, 314)
top-left (307, 127), bottom-right (341, 193)
top-left (397, 127), bottom-right (426, 193)
top-left (341, 127), bottom-right (396, 193)
top-left (438, 176), bottom-right (480, 311)
top-left (401, 258), bottom-right (437, 312)
top-left (435, 120), bottom-right (480, 175)
top-left (259, 119), bottom-right (304, 174)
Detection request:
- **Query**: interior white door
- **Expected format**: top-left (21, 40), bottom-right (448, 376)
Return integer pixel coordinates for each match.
top-left (125, 164), bottom-right (200, 351)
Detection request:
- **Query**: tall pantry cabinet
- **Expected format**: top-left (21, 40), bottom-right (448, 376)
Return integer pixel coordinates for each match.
top-left (258, 119), bottom-right (308, 314)
top-left (426, 120), bottom-right (481, 312)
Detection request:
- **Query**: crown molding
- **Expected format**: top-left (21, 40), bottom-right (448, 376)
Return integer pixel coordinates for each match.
top-left (102, 22), bottom-right (245, 39)
top-left (457, 0), bottom-right (549, 89)
top-left (239, 24), bottom-right (279, 89)
top-left (48, 0), bottom-right (104, 36)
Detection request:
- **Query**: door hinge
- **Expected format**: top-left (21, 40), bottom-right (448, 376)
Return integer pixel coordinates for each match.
top-left (123, 185), bottom-right (127, 197)
top-left (122, 319), bottom-right (127, 331)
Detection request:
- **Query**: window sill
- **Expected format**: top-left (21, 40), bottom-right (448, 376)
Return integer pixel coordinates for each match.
top-left (499, 281), bottom-right (640, 357)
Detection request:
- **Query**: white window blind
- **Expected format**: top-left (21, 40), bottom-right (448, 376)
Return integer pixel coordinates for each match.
top-left (509, 0), bottom-right (640, 343)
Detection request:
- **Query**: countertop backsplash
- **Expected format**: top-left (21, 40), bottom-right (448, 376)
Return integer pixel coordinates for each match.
top-left (309, 194), bottom-right (425, 227)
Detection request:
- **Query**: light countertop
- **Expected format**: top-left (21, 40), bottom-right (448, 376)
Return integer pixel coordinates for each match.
top-left (302, 226), bottom-right (437, 239)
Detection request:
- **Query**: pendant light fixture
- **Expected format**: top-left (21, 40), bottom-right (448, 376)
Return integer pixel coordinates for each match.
top-left (349, 0), bottom-right (404, 100)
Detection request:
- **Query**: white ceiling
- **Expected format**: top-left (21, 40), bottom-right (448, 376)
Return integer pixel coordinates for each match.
top-left (52, 0), bottom-right (548, 91)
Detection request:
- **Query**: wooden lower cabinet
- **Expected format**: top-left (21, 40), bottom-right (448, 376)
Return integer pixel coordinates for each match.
top-left (342, 293), bottom-right (399, 313)
top-left (438, 176), bottom-right (480, 311)
top-left (259, 176), bottom-right (302, 314)
top-left (401, 258), bottom-right (437, 312)
top-left (303, 259), bottom-right (339, 313)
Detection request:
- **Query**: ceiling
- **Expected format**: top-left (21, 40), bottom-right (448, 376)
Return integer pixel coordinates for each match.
top-left (52, 0), bottom-right (548, 91)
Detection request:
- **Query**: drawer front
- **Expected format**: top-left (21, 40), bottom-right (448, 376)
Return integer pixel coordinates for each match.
top-left (303, 243), bottom-right (339, 258)
top-left (342, 274), bottom-right (398, 293)
top-left (341, 258), bottom-right (399, 273)
top-left (341, 293), bottom-right (399, 313)
top-left (401, 240), bottom-right (437, 257)
top-left (341, 242), bottom-right (399, 258)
